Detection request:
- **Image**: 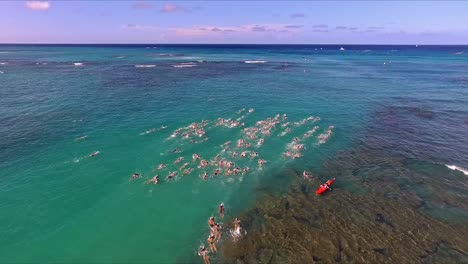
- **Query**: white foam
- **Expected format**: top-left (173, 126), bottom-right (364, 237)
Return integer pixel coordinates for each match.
top-left (244, 61), bottom-right (267, 63)
top-left (115, 56), bottom-right (126, 59)
top-left (446, 165), bottom-right (468, 176)
top-left (73, 62), bottom-right (84, 66)
top-left (135, 64), bottom-right (156, 68)
top-left (0, 70), bottom-right (4, 74)
top-left (172, 62), bottom-right (197, 68)
top-left (454, 52), bottom-right (464, 55)
top-left (0, 62), bottom-right (7, 65)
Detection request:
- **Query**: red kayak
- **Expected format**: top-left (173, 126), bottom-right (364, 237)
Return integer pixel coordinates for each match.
top-left (315, 178), bottom-right (335, 195)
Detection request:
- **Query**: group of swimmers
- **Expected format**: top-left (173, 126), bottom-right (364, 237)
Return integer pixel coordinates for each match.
top-left (318, 126), bottom-right (335, 144)
top-left (82, 109), bottom-right (334, 187)
top-left (198, 203), bottom-right (243, 264)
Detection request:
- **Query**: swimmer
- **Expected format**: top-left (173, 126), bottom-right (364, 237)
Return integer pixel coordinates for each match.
top-left (171, 148), bottom-right (180, 153)
top-left (202, 172), bottom-right (208, 180)
top-left (232, 151), bottom-right (238, 157)
top-left (215, 223), bottom-right (222, 241)
top-left (214, 169), bottom-right (220, 176)
top-left (250, 152), bottom-right (259, 158)
top-left (207, 234), bottom-right (217, 253)
top-left (257, 138), bottom-right (264, 146)
top-left (240, 151), bottom-right (247, 158)
top-left (223, 141), bottom-right (232, 146)
top-left (233, 218), bottom-right (241, 230)
top-left (180, 162), bottom-right (189, 170)
top-left (293, 153), bottom-right (302, 159)
top-left (166, 171), bottom-right (177, 181)
top-left (154, 163), bottom-right (165, 171)
top-left (225, 168), bottom-right (233, 176)
top-left (198, 246), bottom-right (210, 264)
top-left (129, 173), bottom-right (141, 181)
top-left (294, 137), bottom-right (301, 142)
top-left (89, 151), bottom-right (100, 157)
top-left (320, 183), bottom-right (332, 191)
top-left (208, 216), bottom-right (215, 227)
top-left (222, 146), bottom-right (229, 152)
top-left (158, 125), bottom-right (167, 130)
top-left (146, 175), bottom-right (160, 184)
top-left (199, 160), bottom-right (208, 168)
top-left (243, 167), bottom-right (250, 174)
top-left (227, 161), bottom-right (234, 168)
top-left (75, 135), bottom-right (88, 141)
top-left (234, 167), bottom-right (241, 174)
top-left (303, 171), bottom-right (312, 181)
top-left (245, 143), bottom-right (252, 148)
top-left (248, 108), bottom-right (254, 113)
top-left (183, 167), bottom-right (193, 175)
top-left (174, 157), bottom-right (184, 164)
top-left (218, 203), bottom-right (225, 218)
top-left (258, 159), bottom-right (265, 167)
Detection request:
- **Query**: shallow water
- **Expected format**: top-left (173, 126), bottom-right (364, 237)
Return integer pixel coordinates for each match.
top-left (0, 44), bottom-right (467, 263)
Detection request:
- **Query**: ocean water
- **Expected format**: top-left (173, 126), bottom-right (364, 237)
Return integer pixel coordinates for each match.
top-left (0, 45), bottom-right (467, 263)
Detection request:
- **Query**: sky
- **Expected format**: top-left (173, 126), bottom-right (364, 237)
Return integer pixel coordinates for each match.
top-left (1, 1), bottom-right (468, 44)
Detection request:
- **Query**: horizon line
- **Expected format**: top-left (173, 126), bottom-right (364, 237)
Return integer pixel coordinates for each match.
top-left (1, 43), bottom-right (468, 46)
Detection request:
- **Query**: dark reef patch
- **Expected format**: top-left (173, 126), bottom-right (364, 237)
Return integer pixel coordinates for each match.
top-left (219, 101), bottom-right (468, 263)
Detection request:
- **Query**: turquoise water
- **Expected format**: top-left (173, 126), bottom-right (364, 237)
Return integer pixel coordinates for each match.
top-left (0, 45), bottom-right (467, 263)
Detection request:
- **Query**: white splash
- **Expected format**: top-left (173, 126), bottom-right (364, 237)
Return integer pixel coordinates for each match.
top-left (135, 64), bottom-right (156, 68)
top-left (446, 165), bottom-right (468, 176)
top-left (244, 60), bottom-right (267, 64)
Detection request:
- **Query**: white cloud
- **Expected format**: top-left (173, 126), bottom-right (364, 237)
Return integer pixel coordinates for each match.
top-left (161, 4), bottom-right (186, 13)
top-left (25, 1), bottom-right (50, 11)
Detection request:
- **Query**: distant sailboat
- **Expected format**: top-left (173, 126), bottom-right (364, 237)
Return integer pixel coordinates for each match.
top-left (340, 47), bottom-right (345, 51)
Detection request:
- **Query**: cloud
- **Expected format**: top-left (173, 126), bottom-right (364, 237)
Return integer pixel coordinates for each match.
top-left (349, 27), bottom-right (358, 31)
top-left (335, 26), bottom-right (347, 30)
top-left (313, 29), bottom-right (329, 33)
top-left (132, 2), bottom-right (153, 10)
top-left (368, 26), bottom-right (385, 30)
top-left (161, 4), bottom-right (186, 12)
top-left (172, 24), bottom-right (300, 36)
top-left (25, 1), bottom-right (50, 10)
top-left (313, 24), bottom-right (328, 29)
top-left (290, 13), bottom-right (305, 18)
top-left (252, 25), bottom-right (268, 32)
top-left (285, 25), bottom-right (304, 29)
top-left (122, 24), bottom-right (160, 30)
top-left (122, 23), bottom-right (301, 38)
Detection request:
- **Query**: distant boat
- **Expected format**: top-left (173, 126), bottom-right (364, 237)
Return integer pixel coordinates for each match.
top-left (340, 47), bottom-right (345, 51)
top-left (415, 44), bottom-right (418, 47)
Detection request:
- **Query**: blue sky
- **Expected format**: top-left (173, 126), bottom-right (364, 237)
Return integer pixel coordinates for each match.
top-left (1, 1), bottom-right (468, 44)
